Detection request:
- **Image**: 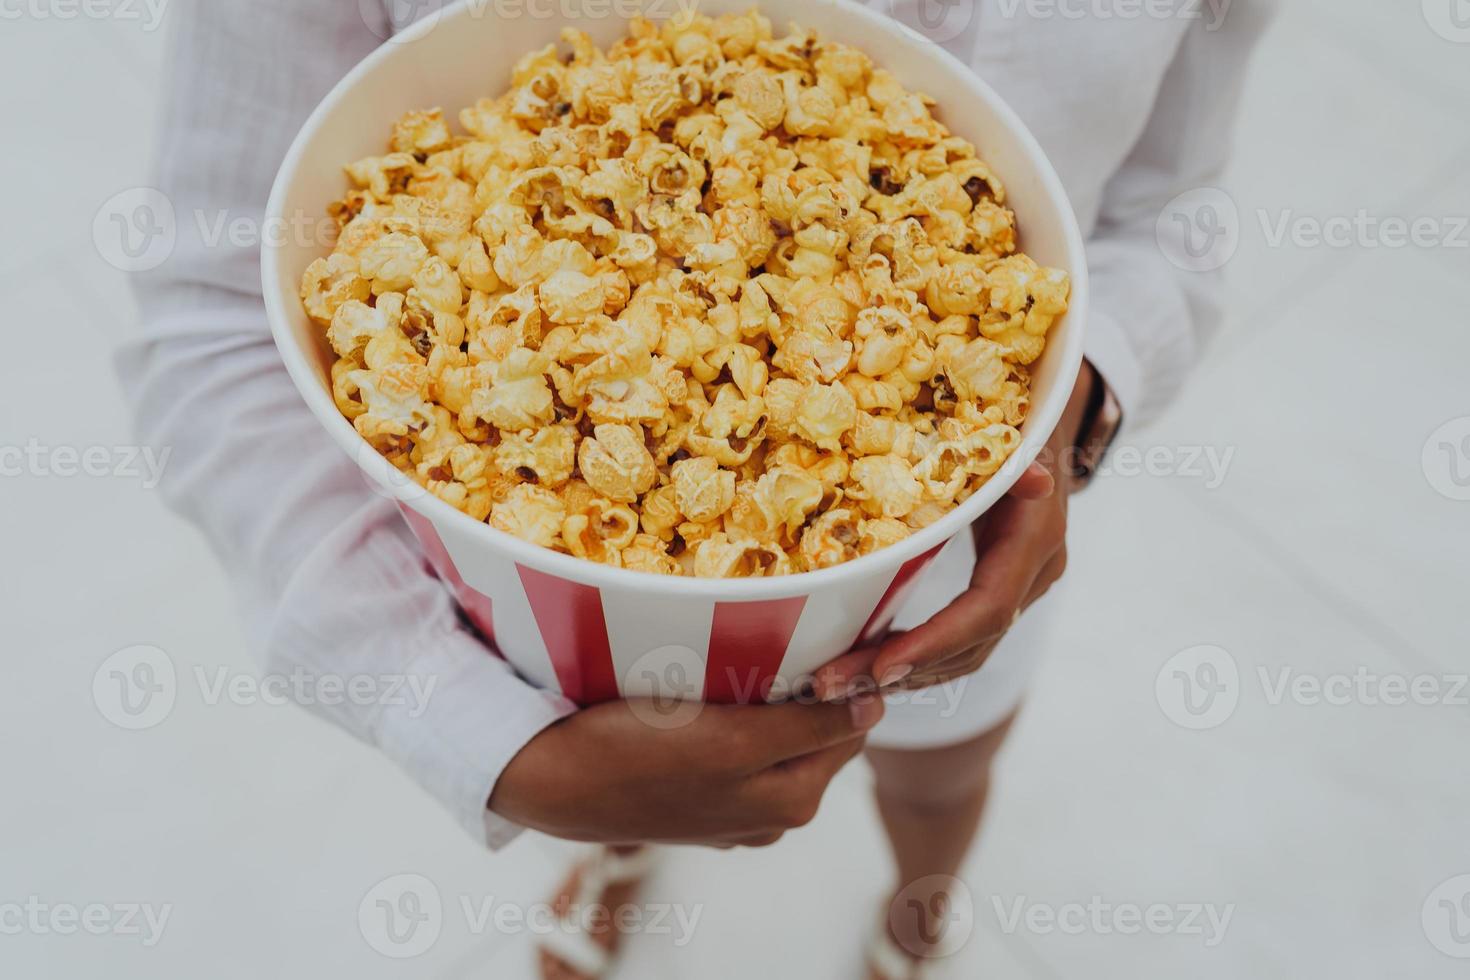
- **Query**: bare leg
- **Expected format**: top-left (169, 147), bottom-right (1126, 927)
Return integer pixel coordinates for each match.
top-left (865, 713), bottom-right (1017, 975)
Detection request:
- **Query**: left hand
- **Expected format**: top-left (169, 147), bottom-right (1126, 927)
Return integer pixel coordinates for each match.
top-left (813, 362), bottom-right (1099, 698)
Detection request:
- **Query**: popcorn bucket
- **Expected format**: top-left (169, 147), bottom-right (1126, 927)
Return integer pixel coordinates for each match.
top-left (263, 0), bottom-right (1088, 705)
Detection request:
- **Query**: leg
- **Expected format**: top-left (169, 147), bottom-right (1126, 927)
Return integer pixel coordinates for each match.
top-left (865, 712), bottom-right (1017, 974)
top-left (539, 844), bottom-right (654, 980)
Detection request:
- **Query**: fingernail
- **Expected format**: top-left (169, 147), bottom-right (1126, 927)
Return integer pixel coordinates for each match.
top-left (879, 665), bottom-right (913, 688)
top-left (850, 696), bottom-right (883, 730)
top-left (816, 673), bottom-right (845, 703)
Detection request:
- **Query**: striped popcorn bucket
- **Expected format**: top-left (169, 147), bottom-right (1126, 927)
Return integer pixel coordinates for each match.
top-left (264, 0), bottom-right (1088, 705)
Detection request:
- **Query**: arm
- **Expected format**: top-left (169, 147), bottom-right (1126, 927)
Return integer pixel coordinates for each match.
top-left (120, 0), bottom-right (883, 849)
top-left (117, 0), bottom-right (575, 848)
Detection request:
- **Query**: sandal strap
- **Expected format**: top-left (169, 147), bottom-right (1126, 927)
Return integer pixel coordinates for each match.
top-left (537, 846), bottom-right (659, 978)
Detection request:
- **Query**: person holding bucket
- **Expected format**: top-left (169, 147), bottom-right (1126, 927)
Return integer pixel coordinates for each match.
top-left (119, 1), bottom-right (1271, 977)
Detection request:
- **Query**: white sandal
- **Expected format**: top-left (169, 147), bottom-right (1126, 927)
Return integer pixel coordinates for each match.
top-left (867, 897), bottom-right (968, 980)
top-left (537, 845), bottom-right (661, 978)
top-left (867, 927), bottom-right (938, 980)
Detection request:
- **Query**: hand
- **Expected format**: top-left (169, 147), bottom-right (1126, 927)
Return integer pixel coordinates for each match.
top-left (814, 362), bottom-right (1100, 696)
top-left (489, 695), bottom-right (885, 847)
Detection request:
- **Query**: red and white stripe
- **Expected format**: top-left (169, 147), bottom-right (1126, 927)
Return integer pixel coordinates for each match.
top-left (401, 505), bottom-right (946, 706)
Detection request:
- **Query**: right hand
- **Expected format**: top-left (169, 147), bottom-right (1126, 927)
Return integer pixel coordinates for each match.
top-left (490, 695), bottom-right (885, 847)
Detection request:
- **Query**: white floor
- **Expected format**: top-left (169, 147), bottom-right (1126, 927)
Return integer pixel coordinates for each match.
top-left (4, 3), bottom-right (1469, 978)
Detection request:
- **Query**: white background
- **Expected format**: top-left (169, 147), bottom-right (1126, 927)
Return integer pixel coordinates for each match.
top-left (3, 1), bottom-right (1469, 977)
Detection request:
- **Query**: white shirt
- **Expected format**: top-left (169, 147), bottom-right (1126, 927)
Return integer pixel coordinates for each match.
top-left (117, 0), bottom-right (1270, 848)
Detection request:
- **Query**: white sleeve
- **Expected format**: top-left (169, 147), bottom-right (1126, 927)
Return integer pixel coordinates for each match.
top-left (115, 0), bottom-right (575, 849)
top-left (1083, 3), bottom-right (1274, 427)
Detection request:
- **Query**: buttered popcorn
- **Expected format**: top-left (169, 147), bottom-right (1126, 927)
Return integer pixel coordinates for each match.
top-left (303, 12), bottom-right (1069, 577)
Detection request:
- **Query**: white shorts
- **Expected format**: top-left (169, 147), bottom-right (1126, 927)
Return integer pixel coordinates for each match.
top-left (866, 530), bottom-right (1051, 751)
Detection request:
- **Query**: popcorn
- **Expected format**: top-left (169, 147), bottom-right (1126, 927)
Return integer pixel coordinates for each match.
top-left (306, 14), bottom-right (1067, 577)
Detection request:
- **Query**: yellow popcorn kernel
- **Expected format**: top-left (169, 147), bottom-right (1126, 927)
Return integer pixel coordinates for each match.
top-left (686, 385), bottom-right (767, 468)
top-left (470, 347), bottom-right (555, 431)
top-left (346, 152), bottom-right (417, 201)
top-left (621, 533), bottom-right (682, 576)
top-left (301, 254), bottom-right (371, 326)
top-left (925, 260), bottom-right (988, 318)
top-left (672, 455), bottom-right (736, 524)
top-left (799, 507), bottom-right (861, 570)
top-left (409, 255), bottom-right (464, 316)
top-left (562, 498), bottom-right (640, 564)
top-left (327, 295), bottom-right (402, 361)
top-left (858, 517), bottom-right (912, 555)
top-left (331, 359), bottom-right (368, 421)
top-left (853, 306), bottom-right (916, 378)
top-left (538, 269), bottom-right (605, 323)
top-left (936, 335), bottom-right (1009, 405)
top-left (847, 411), bottom-right (915, 459)
top-left (733, 69), bottom-right (785, 131)
top-left (490, 483), bottom-right (566, 549)
top-left (578, 423), bottom-right (658, 503)
top-left (756, 466), bottom-right (824, 536)
top-left (639, 483), bottom-right (684, 540)
top-left (847, 454), bottom-right (923, 519)
top-left (814, 43), bottom-right (871, 90)
top-left (497, 424), bottom-right (577, 489)
top-left (350, 360), bottom-right (432, 432)
top-left (692, 532), bottom-right (791, 579)
top-left (761, 378), bottom-right (804, 442)
top-left (357, 231), bottom-right (430, 294)
top-left (772, 329), bottom-right (854, 384)
top-left (457, 239), bottom-right (501, 293)
top-left (793, 381), bottom-right (858, 453)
